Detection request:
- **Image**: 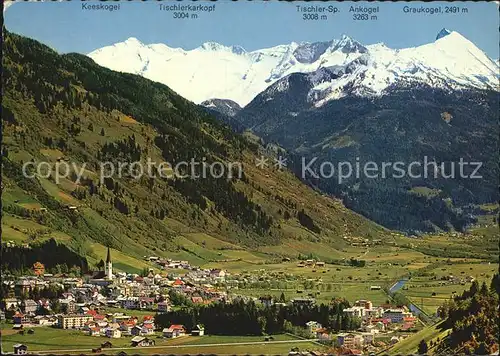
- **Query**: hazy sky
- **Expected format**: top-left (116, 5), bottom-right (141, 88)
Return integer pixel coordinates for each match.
top-left (4, 1), bottom-right (499, 58)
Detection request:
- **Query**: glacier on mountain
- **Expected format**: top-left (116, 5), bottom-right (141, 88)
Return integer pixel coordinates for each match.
top-left (88, 31), bottom-right (499, 107)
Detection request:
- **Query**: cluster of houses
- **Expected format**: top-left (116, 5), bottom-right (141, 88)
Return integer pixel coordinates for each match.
top-left (440, 274), bottom-right (476, 286)
top-left (55, 311), bottom-right (204, 340)
top-left (296, 260), bottom-right (326, 268)
top-left (296, 299), bottom-right (417, 354)
top-left (8, 307), bottom-right (205, 353)
top-left (342, 236), bottom-right (382, 248)
top-left (2, 249), bottom-right (222, 354)
top-left (3, 249), bottom-right (230, 319)
top-left (3, 249), bottom-right (420, 355)
top-left (343, 300), bottom-right (416, 326)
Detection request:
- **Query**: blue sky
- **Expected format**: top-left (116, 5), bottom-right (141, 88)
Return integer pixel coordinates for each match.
top-left (4, 1), bottom-right (499, 58)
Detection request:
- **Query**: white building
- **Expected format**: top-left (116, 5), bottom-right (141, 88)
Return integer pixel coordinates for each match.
top-left (305, 321), bottom-right (322, 335)
top-left (57, 315), bottom-right (93, 329)
top-left (361, 332), bottom-right (375, 344)
top-left (363, 307), bottom-right (383, 320)
top-left (343, 306), bottom-right (366, 319)
top-left (382, 309), bottom-right (413, 323)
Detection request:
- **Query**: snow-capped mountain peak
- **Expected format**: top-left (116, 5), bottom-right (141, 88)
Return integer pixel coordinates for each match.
top-left (88, 31), bottom-right (499, 107)
top-left (124, 37), bottom-right (142, 44)
top-left (331, 34), bottom-right (367, 54)
top-left (199, 41), bottom-right (224, 51)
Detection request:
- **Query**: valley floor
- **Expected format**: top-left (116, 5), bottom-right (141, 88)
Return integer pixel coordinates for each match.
top-left (0, 326), bottom-right (323, 355)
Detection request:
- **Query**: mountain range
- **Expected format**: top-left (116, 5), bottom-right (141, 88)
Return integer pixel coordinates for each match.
top-left (88, 29), bottom-right (499, 107)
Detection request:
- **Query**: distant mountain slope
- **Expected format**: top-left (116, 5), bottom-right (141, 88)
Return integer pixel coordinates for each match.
top-left (235, 72), bottom-right (499, 232)
top-left (88, 30), bottom-right (498, 107)
top-left (201, 99), bottom-right (242, 118)
top-left (223, 30), bottom-right (499, 233)
top-left (199, 99), bottom-right (245, 132)
top-left (1, 31), bottom-right (387, 267)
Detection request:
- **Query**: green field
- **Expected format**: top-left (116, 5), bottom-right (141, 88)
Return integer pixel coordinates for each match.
top-left (230, 283), bottom-right (389, 305)
top-left (1, 326), bottom-right (133, 352)
top-left (122, 342), bottom-right (324, 355)
top-left (401, 262), bottom-right (497, 314)
top-left (178, 333), bottom-right (296, 345)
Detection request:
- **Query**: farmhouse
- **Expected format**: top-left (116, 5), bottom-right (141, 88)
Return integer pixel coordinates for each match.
top-left (119, 320), bottom-right (136, 334)
top-left (13, 312), bottom-right (29, 325)
top-left (138, 297), bottom-right (155, 309)
top-left (316, 328), bottom-right (331, 341)
top-left (306, 321), bottom-right (322, 335)
top-left (191, 296), bottom-right (204, 304)
top-left (172, 279), bottom-right (185, 287)
top-left (131, 336), bottom-right (155, 347)
top-left (22, 299), bottom-right (38, 314)
top-left (163, 324), bottom-right (186, 338)
top-left (191, 324), bottom-right (205, 336)
top-left (101, 341), bottom-right (113, 348)
top-left (13, 344), bottom-right (28, 355)
top-left (291, 297), bottom-right (315, 306)
top-left (130, 325), bottom-right (142, 336)
top-left (140, 323), bottom-right (155, 335)
top-left (157, 301), bottom-right (170, 312)
top-left (86, 326), bottom-right (101, 336)
top-left (209, 269), bottom-right (226, 278)
top-left (59, 299), bottom-right (76, 313)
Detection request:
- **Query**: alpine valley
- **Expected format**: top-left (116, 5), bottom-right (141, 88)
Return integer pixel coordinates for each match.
top-left (2, 24), bottom-right (500, 356)
top-left (89, 29), bottom-right (499, 233)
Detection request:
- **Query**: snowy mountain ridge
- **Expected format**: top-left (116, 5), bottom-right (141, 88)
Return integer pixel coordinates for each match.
top-left (88, 30), bottom-right (499, 107)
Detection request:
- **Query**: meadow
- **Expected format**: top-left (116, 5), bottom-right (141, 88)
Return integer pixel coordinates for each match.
top-left (0, 325), bottom-right (321, 355)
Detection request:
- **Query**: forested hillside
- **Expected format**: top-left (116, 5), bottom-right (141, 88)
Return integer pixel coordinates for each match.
top-left (236, 73), bottom-right (499, 233)
top-left (1, 30), bottom-right (386, 272)
top-left (434, 275), bottom-right (499, 355)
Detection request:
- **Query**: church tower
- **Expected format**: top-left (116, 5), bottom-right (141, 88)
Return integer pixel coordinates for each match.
top-left (105, 247), bottom-right (113, 280)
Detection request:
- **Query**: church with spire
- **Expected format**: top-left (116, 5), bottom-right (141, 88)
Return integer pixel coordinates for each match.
top-left (104, 247), bottom-right (113, 280)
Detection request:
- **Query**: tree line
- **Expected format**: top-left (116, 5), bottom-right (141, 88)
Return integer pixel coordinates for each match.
top-left (1, 239), bottom-right (89, 275)
top-left (155, 296), bottom-right (361, 336)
